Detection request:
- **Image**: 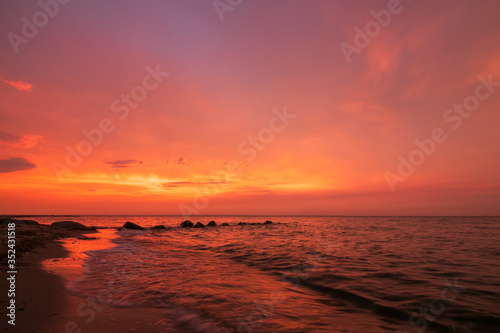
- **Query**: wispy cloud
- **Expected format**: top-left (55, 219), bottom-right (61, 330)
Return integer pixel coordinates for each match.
top-left (175, 157), bottom-right (191, 166)
top-left (162, 180), bottom-right (229, 188)
top-left (0, 132), bottom-right (43, 149)
top-left (0, 157), bottom-right (36, 173)
top-left (0, 132), bottom-right (18, 143)
top-left (2, 79), bottom-right (32, 92)
top-left (104, 159), bottom-right (143, 169)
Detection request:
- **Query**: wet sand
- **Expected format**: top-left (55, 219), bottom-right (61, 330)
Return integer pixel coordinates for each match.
top-left (0, 223), bottom-right (168, 332)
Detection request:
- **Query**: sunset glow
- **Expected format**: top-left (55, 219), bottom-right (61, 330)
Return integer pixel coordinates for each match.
top-left (1, 0), bottom-right (499, 215)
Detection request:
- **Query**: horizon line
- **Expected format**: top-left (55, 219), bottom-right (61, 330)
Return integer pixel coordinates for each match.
top-left (2, 214), bottom-right (499, 218)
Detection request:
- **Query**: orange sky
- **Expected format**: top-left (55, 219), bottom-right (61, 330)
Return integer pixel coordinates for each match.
top-left (1, 0), bottom-right (499, 215)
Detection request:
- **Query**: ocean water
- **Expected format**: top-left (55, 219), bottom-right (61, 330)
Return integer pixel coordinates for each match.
top-left (42, 216), bottom-right (500, 332)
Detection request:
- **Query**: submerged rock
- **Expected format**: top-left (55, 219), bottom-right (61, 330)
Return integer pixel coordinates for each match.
top-left (237, 222), bottom-right (247, 225)
top-left (222, 223), bottom-right (230, 226)
top-left (194, 222), bottom-right (205, 228)
top-left (51, 221), bottom-right (94, 230)
top-left (180, 220), bottom-right (193, 228)
top-left (77, 236), bottom-right (98, 240)
top-left (150, 225), bottom-right (167, 230)
top-left (264, 220), bottom-right (273, 225)
top-left (122, 222), bottom-right (145, 230)
top-left (207, 221), bottom-right (217, 227)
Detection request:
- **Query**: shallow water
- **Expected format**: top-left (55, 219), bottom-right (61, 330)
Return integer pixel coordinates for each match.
top-left (44, 216), bottom-right (500, 332)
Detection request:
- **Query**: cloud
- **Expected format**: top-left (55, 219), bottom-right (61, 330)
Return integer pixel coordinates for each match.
top-left (175, 157), bottom-right (191, 166)
top-left (104, 159), bottom-right (142, 169)
top-left (0, 132), bottom-right (43, 149)
top-left (2, 80), bottom-right (32, 92)
top-left (164, 157), bottom-right (192, 166)
top-left (0, 132), bottom-right (18, 143)
top-left (162, 180), bottom-right (229, 188)
top-left (338, 101), bottom-right (397, 124)
top-left (0, 157), bottom-right (36, 173)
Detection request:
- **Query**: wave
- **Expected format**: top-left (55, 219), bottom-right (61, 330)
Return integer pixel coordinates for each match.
top-left (63, 217), bottom-right (500, 332)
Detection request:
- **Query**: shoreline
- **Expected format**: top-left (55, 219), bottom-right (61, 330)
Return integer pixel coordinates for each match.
top-left (0, 222), bottom-right (169, 332)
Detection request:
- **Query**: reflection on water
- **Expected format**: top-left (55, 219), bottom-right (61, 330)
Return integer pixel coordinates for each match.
top-left (53, 216), bottom-right (500, 332)
top-left (42, 229), bottom-right (117, 281)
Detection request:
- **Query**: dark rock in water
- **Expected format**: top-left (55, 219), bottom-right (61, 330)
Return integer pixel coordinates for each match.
top-left (122, 222), bottom-right (145, 230)
top-left (150, 225), bottom-right (167, 230)
top-left (77, 236), bottom-right (98, 240)
top-left (194, 222), bottom-right (205, 228)
top-left (238, 222), bottom-right (247, 225)
top-left (1, 218), bottom-right (39, 226)
top-left (51, 221), bottom-right (95, 230)
top-left (264, 220), bottom-right (273, 224)
top-left (180, 220), bottom-right (193, 228)
top-left (207, 221), bottom-right (217, 227)
top-left (222, 223), bottom-right (230, 226)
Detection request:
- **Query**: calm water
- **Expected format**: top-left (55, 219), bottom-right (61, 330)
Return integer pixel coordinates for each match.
top-left (41, 216), bottom-right (500, 332)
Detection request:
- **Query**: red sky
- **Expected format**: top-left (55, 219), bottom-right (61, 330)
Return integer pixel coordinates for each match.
top-left (1, 0), bottom-right (499, 215)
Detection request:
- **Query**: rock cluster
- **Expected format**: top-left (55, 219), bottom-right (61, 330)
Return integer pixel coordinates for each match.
top-left (180, 220), bottom-right (274, 228)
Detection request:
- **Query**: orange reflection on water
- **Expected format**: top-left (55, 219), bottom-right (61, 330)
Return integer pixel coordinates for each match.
top-left (42, 229), bottom-right (117, 282)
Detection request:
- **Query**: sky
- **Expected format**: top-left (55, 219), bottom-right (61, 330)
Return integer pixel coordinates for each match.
top-left (0, 0), bottom-right (499, 215)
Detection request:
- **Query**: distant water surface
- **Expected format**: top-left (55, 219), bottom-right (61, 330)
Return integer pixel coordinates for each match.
top-left (39, 216), bottom-right (500, 332)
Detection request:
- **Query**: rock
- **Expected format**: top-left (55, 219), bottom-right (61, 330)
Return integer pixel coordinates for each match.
top-left (150, 225), bottom-right (166, 230)
top-left (222, 223), bottom-right (230, 226)
top-left (77, 236), bottom-right (98, 240)
top-left (194, 222), bottom-right (205, 228)
top-left (51, 221), bottom-right (94, 230)
top-left (1, 218), bottom-right (39, 226)
top-left (207, 221), bottom-right (217, 227)
top-left (122, 222), bottom-right (145, 230)
top-left (264, 220), bottom-right (273, 225)
top-left (180, 220), bottom-right (193, 228)
top-left (237, 222), bottom-right (247, 225)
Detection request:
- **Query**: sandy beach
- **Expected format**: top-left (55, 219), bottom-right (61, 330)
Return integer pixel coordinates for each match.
top-left (0, 221), bottom-right (169, 333)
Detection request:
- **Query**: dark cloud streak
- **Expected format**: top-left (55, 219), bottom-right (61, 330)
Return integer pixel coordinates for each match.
top-left (0, 132), bottom-right (20, 143)
top-left (104, 160), bottom-right (142, 169)
top-left (0, 157), bottom-right (36, 173)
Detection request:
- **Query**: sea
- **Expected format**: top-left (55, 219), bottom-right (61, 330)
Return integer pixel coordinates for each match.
top-left (35, 216), bottom-right (500, 332)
